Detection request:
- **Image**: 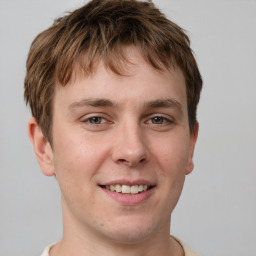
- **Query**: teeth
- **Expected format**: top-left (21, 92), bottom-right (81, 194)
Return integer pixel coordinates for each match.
top-left (115, 184), bottom-right (122, 193)
top-left (104, 184), bottom-right (151, 194)
top-left (131, 185), bottom-right (139, 194)
top-left (139, 185), bottom-right (144, 192)
top-left (122, 185), bottom-right (131, 194)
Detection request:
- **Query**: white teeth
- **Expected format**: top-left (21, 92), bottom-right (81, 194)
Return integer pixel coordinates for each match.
top-left (131, 185), bottom-right (139, 194)
top-left (122, 185), bottom-right (131, 194)
top-left (104, 184), bottom-right (151, 194)
top-left (115, 184), bottom-right (122, 193)
top-left (138, 185), bottom-right (144, 192)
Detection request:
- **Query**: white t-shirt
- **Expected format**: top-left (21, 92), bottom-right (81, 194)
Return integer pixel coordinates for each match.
top-left (40, 238), bottom-right (199, 256)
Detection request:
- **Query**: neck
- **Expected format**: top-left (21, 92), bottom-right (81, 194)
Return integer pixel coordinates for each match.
top-left (51, 233), bottom-right (183, 256)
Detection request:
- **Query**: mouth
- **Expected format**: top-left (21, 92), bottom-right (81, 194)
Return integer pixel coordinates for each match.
top-left (99, 181), bottom-right (156, 205)
top-left (99, 184), bottom-right (155, 195)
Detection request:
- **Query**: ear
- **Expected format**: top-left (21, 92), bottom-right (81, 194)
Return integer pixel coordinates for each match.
top-left (185, 123), bottom-right (199, 175)
top-left (28, 117), bottom-right (55, 176)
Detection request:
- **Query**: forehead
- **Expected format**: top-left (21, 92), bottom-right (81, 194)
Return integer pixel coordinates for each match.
top-left (55, 48), bottom-right (187, 110)
top-left (66, 46), bottom-right (182, 85)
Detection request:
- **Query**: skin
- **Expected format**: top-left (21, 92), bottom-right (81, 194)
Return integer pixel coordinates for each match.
top-left (28, 48), bottom-right (198, 256)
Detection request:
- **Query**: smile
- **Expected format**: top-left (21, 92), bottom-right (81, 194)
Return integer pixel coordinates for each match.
top-left (101, 184), bottom-right (153, 195)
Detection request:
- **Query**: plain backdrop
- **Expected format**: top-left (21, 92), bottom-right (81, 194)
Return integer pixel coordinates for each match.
top-left (0, 0), bottom-right (255, 255)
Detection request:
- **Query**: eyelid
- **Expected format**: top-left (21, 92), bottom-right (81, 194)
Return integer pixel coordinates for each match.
top-left (81, 113), bottom-right (112, 124)
top-left (144, 114), bottom-right (174, 124)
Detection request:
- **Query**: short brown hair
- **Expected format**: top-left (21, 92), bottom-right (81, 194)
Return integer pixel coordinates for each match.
top-left (24, 0), bottom-right (202, 143)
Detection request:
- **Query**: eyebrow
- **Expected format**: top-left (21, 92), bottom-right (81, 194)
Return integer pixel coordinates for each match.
top-left (144, 99), bottom-right (183, 113)
top-left (69, 98), bottom-right (118, 111)
top-left (69, 98), bottom-right (183, 113)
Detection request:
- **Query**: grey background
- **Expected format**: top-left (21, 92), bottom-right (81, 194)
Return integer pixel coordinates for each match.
top-left (0, 0), bottom-right (255, 255)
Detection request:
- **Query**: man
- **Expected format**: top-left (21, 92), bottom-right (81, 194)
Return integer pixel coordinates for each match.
top-left (24, 0), bottom-right (202, 255)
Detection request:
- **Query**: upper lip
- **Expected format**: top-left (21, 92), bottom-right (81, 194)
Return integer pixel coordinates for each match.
top-left (99, 179), bottom-right (156, 186)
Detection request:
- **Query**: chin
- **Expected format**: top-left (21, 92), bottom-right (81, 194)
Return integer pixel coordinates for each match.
top-left (108, 229), bottom-right (152, 245)
top-left (102, 215), bottom-right (161, 245)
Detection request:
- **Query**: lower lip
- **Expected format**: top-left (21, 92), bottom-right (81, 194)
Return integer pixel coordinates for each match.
top-left (100, 187), bottom-right (156, 205)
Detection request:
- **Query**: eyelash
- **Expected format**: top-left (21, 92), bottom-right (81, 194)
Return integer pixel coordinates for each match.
top-left (146, 116), bottom-right (172, 125)
top-left (81, 114), bottom-right (174, 128)
top-left (82, 116), bottom-right (109, 125)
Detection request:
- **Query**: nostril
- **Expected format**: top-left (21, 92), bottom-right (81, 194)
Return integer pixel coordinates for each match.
top-left (117, 157), bottom-right (146, 166)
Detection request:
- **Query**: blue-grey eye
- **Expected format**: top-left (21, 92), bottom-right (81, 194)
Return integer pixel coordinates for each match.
top-left (89, 117), bottom-right (102, 124)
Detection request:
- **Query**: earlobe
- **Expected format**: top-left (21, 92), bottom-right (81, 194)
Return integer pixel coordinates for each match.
top-left (28, 117), bottom-right (55, 176)
top-left (185, 123), bottom-right (199, 175)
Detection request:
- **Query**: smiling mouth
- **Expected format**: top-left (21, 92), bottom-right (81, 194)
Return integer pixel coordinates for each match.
top-left (100, 184), bottom-right (154, 195)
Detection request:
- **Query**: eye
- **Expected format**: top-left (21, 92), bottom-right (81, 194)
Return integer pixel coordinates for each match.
top-left (150, 116), bottom-right (166, 124)
top-left (81, 115), bottom-right (110, 126)
top-left (80, 115), bottom-right (112, 131)
top-left (88, 116), bottom-right (105, 124)
top-left (147, 116), bottom-right (170, 125)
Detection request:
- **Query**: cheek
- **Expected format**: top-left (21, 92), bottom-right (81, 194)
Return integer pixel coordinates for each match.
top-left (51, 135), bottom-right (99, 213)
top-left (150, 136), bottom-right (188, 222)
top-left (152, 132), bottom-right (190, 175)
top-left (151, 131), bottom-right (190, 208)
top-left (52, 130), bottom-right (111, 186)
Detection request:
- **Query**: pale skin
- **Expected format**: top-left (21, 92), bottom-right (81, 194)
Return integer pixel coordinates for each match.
top-left (28, 48), bottom-right (198, 256)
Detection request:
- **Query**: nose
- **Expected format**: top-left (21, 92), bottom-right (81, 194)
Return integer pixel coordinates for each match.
top-left (111, 122), bottom-right (150, 167)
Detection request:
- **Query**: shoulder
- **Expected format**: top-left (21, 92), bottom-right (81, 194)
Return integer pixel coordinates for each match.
top-left (41, 239), bottom-right (199, 256)
top-left (182, 244), bottom-right (199, 256)
top-left (40, 243), bottom-right (55, 256)
top-left (172, 236), bottom-right (199, 256)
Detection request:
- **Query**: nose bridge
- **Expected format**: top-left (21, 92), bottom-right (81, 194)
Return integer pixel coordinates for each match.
top-left (112, 118), bottom-right (150, 166)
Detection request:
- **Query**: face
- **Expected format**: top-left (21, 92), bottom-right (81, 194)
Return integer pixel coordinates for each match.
top-left (30, 48), bottom-right (198, 245)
